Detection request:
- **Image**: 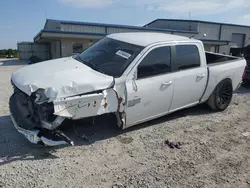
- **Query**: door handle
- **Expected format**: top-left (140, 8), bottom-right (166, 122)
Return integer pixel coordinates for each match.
top-left (161, 81), bottom-right (173, 86)
top-left (197, 74), bottom-right (206, 78)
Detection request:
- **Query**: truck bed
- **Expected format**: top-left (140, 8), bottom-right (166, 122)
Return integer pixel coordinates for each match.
top-left (200, 52), bottom-right (246, 103)
top-left (205, 51), bottom-right (239, 65)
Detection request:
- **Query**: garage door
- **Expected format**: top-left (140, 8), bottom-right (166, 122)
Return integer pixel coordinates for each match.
top-left (18, 42), bottom-right (49, 60)
top-left (231, 33), bottom-right (245, 48)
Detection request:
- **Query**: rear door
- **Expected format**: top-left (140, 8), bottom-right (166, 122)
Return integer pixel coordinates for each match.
top-left (125, 45), bottom-right (174, 127)
top-left (169, 44), bottom-right (208, 111)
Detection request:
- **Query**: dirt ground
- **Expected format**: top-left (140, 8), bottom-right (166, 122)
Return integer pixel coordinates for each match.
top-left (0, 59), bottom-right (250, 188)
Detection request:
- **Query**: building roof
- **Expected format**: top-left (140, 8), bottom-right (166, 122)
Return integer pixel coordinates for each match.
top-left (44, 19), bottom-right (198, 34)
top-left (34, 19), bottom-right (230, 46)
top-left (107, 32), bottom-right (196, 46)
top-left (34, 19), bottom-right (198, 42)
top-left (145, 19), bottom-right (250, 28)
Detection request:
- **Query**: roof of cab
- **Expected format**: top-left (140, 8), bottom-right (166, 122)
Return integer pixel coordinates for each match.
top-left (107, 32), bottom-right (198, 47)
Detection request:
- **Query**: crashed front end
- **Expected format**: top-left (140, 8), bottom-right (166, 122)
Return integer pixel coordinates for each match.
top-left (9, 84), bottom-right (73, 146)
top-left (8, 55), bottom-right (128, 146)
top-left (9, 81), bottom-right (125, 147)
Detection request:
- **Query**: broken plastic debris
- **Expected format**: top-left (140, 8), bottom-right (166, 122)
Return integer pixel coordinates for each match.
top-left (165, 140), bottom-right (182, 149)
top-left (40, 137), bottom-right (69, 146)
top-left (242, 132), bottom-right (250, 137)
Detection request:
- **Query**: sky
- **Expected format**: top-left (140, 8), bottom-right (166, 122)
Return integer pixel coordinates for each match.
top-left (0, 0), bottom-right (250, 49)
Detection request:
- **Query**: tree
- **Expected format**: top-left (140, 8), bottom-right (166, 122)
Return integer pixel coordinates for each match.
top-left (0, 49), bottom-right (6, 55)
top-left (6, 49), bottom-right (14, 55)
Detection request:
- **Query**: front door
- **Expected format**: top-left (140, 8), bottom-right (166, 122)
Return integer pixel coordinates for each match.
top-left (125, 46), bottom-right (174, 127)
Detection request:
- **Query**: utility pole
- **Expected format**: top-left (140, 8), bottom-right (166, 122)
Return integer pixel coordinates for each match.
top-left (188, 12), bottom-right (191, 31)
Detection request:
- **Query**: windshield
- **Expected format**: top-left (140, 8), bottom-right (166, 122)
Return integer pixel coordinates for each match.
top-left (75, 37), bottom-right (143, 77)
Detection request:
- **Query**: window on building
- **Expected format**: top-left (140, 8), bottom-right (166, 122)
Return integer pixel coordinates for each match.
top-left (73, 43), bottom-right (83, 54)
top-left (174, 45), bottom-right (200, 71)
top-left (137, 46), bottom-right (171, 79)
top-left (215, 46), bottom-right (220, 53)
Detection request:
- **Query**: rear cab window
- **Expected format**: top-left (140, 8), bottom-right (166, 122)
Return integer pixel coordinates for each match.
top-left (173, 45), bottom-right (201, 71)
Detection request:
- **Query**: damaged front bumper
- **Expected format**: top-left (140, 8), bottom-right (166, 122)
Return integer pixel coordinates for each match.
top-left (10, 114), bottom-right (41, 144)
top-left (9, 79), bottom-right (126, 146)
top-left (10, 114), bottom-right (73, 146)
top-left (9, 87), bottom-right (74, 146)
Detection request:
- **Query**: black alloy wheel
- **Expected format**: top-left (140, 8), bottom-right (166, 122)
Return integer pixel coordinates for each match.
top-left (207, 79), bottom-right (233, 111)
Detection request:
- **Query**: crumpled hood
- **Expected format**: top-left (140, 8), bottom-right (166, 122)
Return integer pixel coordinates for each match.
top-left (11, 57), bottom-right (114, 101)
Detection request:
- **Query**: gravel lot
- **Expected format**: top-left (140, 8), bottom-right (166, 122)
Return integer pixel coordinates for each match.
top-left (0, 59), bottom-right (250, 188)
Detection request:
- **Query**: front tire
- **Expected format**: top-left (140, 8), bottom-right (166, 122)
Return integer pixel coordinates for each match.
top-left (207, 79), bottom-right (233, 111)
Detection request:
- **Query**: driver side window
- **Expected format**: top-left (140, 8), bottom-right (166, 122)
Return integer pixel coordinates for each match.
top-left (137, 46), bottom-right (171, 79)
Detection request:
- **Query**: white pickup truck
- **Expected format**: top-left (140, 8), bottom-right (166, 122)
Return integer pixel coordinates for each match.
top-left (10, 32), bottom-right (246, 146)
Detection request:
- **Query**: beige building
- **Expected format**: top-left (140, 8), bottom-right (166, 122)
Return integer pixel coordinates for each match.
top-left (145, 19), bottom-right (250, 55)
top-left (18, 19), bottom-right (250, 60)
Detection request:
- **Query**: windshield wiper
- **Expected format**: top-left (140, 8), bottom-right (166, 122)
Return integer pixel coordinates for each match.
top-left (74, 55), bottom-right (83, 62)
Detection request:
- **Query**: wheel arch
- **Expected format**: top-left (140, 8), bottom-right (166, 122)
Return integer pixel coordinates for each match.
top-left (219, 77), bottom-right (233, 85)
top-left (209, 77), bottom-right (232, 98)
top-left (206, 78), bottom-right (233, 111)
top-left (200, 75), bottom-right (233, 103)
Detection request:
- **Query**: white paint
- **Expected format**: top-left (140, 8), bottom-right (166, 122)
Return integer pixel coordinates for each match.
top-left (122, 36), bottom-right (246, 128)
top-left (11, 57), bottom-right (114, 101)
top-left (97, 88), bottom-right (118, 114)
top-left (54, 93), bottom-right (104, 118)
top-left (53, 88), bottom-right (118, 119)
top-left (200, 57), bottom-right (246, 102)
top-left (125, 73), bottom-right (174, 126)
top-left (168, 67), bottom-right (208, 111)
top-left (11, 33), bottom-right (247, 131)
top-left (108, 32), bottom-right (195, 47)
top-left (0, 62), bottom-right (3, 66)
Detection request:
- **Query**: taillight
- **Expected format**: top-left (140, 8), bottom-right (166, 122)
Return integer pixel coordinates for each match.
top-left (242, 66), bottom-right (247, 78)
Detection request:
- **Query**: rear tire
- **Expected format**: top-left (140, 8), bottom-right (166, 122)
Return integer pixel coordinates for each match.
top-left (207, 79), bottom-right (233, 111)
